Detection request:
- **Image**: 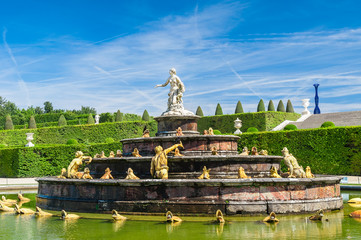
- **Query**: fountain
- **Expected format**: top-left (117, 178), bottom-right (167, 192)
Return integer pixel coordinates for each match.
top-left (36, 69), bottom-right (342, 215)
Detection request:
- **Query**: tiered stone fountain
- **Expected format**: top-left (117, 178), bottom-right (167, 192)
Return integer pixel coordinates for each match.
top-left (36, 69), bottom-right (342, 215)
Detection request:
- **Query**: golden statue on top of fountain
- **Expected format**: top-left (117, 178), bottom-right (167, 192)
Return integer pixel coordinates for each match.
top-left (67, 151), bottom-right (92, 179)
top-left (150, 142), bottom-right (184, 179)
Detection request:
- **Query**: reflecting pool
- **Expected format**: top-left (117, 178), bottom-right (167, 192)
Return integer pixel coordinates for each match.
top-left (1, 191), bottom-right (361, 240)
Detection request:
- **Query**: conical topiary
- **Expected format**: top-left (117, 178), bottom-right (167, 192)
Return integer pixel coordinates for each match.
top-left (286, 100), bottom-right (294, 113)
top-left (87, 113), bottom-right (95, 124)
top-left (268, 100), bottom-right (275, 111)
top-left (235, 101), bottom-right (244, 114)
top-left (5, 115), bottom-right (14, 130)
top-left (142, 110), bottom-right (150, 121)
top-left (277, 100), bottom-right (285, 112)
top-left (28, 116), bottom-right (37, 129)
top-left (215, 103), bottom-right (223, 115)
top-left (257, 99), bottom-right (265, 112)
top-left (58, 114), bottom-right (67, 126)
top-left (115, 110), bottom-right (123, 122)
top-left (196, 106), bottom-right (204, 116)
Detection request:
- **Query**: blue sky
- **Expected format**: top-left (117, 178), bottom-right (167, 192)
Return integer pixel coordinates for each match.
top-left (1, 0), bottom-right (361, 116)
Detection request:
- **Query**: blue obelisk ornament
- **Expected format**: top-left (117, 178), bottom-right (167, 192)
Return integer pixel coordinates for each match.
top-left (313, 83), bottom-right (321, 114)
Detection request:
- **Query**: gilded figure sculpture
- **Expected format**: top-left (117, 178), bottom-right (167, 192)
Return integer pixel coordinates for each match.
top-left (109, 151), bottom-right (115, 158)
top-left (309, 209), bottom-right (324, 221)
top-left (1, 196), bottom-right (16, 205)
top-left (305, 166), bottom-right (314, 178)
top-left (259, 150), bottom-right (268, 155)
top-left (116, 150), bottom-right (122, 157)
top-left (216, 209), bottom-right (225, 223)
top-left (282, 147), bottom-right (306, 178)
top-left (240, 147), bottom-right (249, 155)
top-left (166, 211), bottom-right (182, 223)
top-left (270, 166), bottom-right (282, 178)
top-left (176, 127), bottom-right (183, 136)
top-left (142, 129), bottom-right (150, 138)
top-left (125, 168), bottom-right (139, 180)
top-left (173, 148), bottom-right (184, 157)
top-left (251, 147), bottom-right (258, 155)
top-left (132, 148), bottom-right (142, 157)
top-left (263, 212), bottom-right (279, 223)
top-left (0, 202), bottom-right (13, 212)
top-left (35, 206), bottom-right (53, 217)
top-left (61, 210), bottom-right (80, 220)
top-left (101, 167), bottom-right (114, 179)
top-left (112, 209), bottom-right (127, 221)
top-left (100, 151), bottom-right (106, 158)
top-left (238, 167), bottom-right (251, 179)
top-left (198, 166), bottom-right (210, 179)
top-left (67, 151), bottom-right (92, 179)
top-left (150, 142), bottom-right (184, 179)
top-left (350, 210), bottom-right (361, 218)
top-left (211, 146), bottom-right (218, 155)
top-left (57, 168), bottom-right (67, 179)
top-left (14, 204), bottom-right (35, 215)
top-left (82, 167), bottom-right (93, 179)
top-left (208, 128), bottom-right (214, 135)
top-left (203, 130), bottom-right (208, 135)
top-left (18, 193), bottom-right (30, 202)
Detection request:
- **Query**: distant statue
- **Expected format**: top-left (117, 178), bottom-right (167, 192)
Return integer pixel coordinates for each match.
top-left (211, 146), bottom-right (218, 155)
top-left (305, 166), bottom-right (315, 178)
top-left (150, 142), bottom-right (184, 179)
top-left (57, 168), bottom-right (67, 179)
top-left (259, 150), bottom-right (268, 155)
top-left (203, 130), bottom-right (208, 135)
top-left (238, 167), bottom-right (250, 179)
top-left (173, 148), bottom-right (184, 157)
top-left (100, 167), bottom-right (114, 179)
top-left (142, 129), bottom-right (150, 138)
top-left (282, 147), bottom-right (306, 178)
top-left (240, 147), bottom-right (249, 155)
top-left (198, 166), bottom-right (210, 179)
top-left (208, 128), bottom-right (214, 135)
top-left (81, 167), bottom-right (93, 179)
top-left (251, 147), bottom-right (258, 155)
top-left (125, 168), bottom-right (139, 180)
top-left (132, 148), bottom-right (142, 157)
top-left (116, 150), bottom-right (122, 157)
top-left (67, 151), bottom-right (92, 179)
top-left (109, 151), bottom-right (115, 158)
top-left (176, 127), bottom-right (183, 136)
top-left (270, 166), bottom-right (282, 178)
top-left (155, 68), bottom-right (194, 116)
top-left (95, 114), bottom-right (100, 124)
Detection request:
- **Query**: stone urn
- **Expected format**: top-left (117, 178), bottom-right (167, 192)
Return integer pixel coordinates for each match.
top-left (25, 133), bottom-right (35, 147)
top-left (301, 99), bottom-right (311, 116)
top-left (234, 118), bottom-right (242, 134)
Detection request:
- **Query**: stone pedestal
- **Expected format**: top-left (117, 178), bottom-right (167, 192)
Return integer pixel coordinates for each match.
top-left (154, 115), bottom-right (200, 136)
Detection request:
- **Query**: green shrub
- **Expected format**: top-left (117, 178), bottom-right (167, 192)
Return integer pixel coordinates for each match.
top-left (321, 121), bottom-right (335, 128)
top-left (268, 100), bottom-right (275, 111)
top-left (0, 144), bottom-right (7, 148)
top-left (235, 101), bottom-right (244, 114)
top-left (238, 126), bottom-right (361, 175)
top-left (66, 139), bottom-right (78, 145)
top-left (257, 99), bottom-right (265, 112)
top-left (196, 106), bottom-right (204, 116)
top-left (5, 115), bottom-right (14, 130)
top-left (247, 127), bottom-right (259, 132)
top-left (105, 137), bottom-right (115, 143)
top-left (142, 110), bottom-right (150, 121)
top-left (198, 112), bottom-right (300, 134)
top-left (215, 103), bottom-right (223, 115)
top-left (58, 115), bottom-right (67, 126)
top-left (277, 100), bottom-right (285, 112)
top-left (213, 129), bottom-right (222, 135)
top-left (87, 113), bottom-right (95, 124)
top-left (284, 124), bottom-right (298, 131)
top-left (286, 100), bottom-right (294, 113)
top-left (100, 112), bottom-right (114, 123)
top-left (28, 116), bottom-right (37, 129)
top-left (115, 110), bottom-right (123, 122)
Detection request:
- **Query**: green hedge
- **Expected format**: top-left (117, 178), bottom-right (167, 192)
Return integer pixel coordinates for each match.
top-left (0, 142), bottom-right (121, 177)
top-left (0, 121), bottom-right (157, 146)
top-left (198, 112), bottom-right (300, 133)
top-left (238, 126), bottom-right (361, 175)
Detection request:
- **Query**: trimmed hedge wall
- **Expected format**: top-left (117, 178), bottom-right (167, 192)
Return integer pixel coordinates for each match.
top-left (0, 142), bottom-right (121, 177)
top-left (0, 121), bottom-right (157, 146)
top-left (238, 126), bottom-right (361, 175)
top-left (198, 112), bottom-right (300, 133)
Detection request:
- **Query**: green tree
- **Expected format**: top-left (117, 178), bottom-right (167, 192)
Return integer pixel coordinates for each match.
top-left (286, 100), bottom-right (295, 113)
top-left (5, 115), bottom-right (14, 130)
top-left (257, 99), bottom-right (265, 112)
top-left (215, 103), bottom-right (223, 115)
top-left (28, 116), bottom-right (37, 129)
top-left (268, 100), bottom-right (275, 111)
top-left (115, 110), bottom-right (123, 122)
top-left (142, 110), bottom-right (150, 121)
top-left (196, 106), bottom-right (204, 116)
top-left (58, 114), bottom-right (67, 126)
top-left (87, 113), bottom-right (95, 124)
top-left (100, 113), bottom-right (114, 123)
top-left (277, 100), bottom-right (285, 112)
top-left (44, 101), bottom-right (53, 113)
top-left (35, 106), bottom-right (43, 114)
top-left (235, 101), bottom-right (244, 113)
